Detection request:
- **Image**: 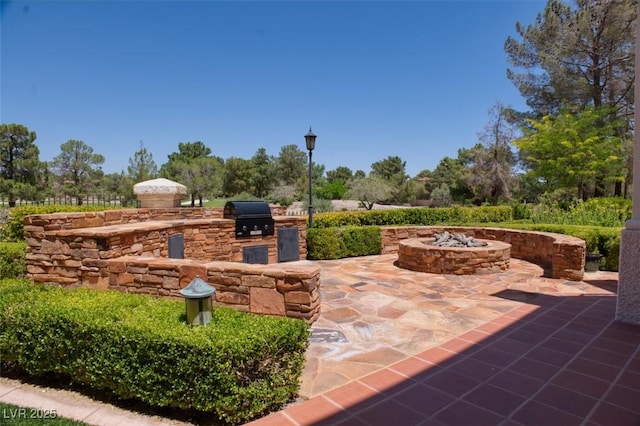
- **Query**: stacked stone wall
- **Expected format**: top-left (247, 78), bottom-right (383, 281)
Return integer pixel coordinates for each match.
top-left (107, 256), bottom-right (320, 323)
top-left (24, 208), bottom-right (310, 322)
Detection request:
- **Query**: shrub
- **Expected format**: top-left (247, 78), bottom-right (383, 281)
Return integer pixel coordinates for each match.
top-left (528, 197), bottom-right (631, 227)
top-left (0, 242), bottom-right (26, 278)
top-left (0, 280), bottom-right (309, 425)
top-left (307, 226), bottom-right (381, 260)
top-left (312, 206), bottom-right (512, 228)
top-left (306, 228), bottom-right (346, 259)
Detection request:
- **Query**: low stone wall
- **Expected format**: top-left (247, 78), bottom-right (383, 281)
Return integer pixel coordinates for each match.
top-left (108, 256), bottom-right (321, 323)
top-left (381, 226), bottom-right (585, 281)
top-left (23, 207), bottom-right (314, 322)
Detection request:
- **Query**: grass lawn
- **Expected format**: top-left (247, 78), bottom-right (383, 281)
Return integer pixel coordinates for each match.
top-left (0, 402), bottom-right (87, 425)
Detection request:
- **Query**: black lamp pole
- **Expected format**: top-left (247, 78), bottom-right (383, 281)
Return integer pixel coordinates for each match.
top-left (304, 127), bottom-right (317, 228)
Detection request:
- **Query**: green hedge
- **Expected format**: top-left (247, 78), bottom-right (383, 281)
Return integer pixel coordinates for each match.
top-left (312, 206), bottom-right (513, 228)
top-left (0, 280), bottom-right (309, 425)
top-left (307, 226), bottom-right (381, 260)
top-left (0, 242), bottom-right (26, 279)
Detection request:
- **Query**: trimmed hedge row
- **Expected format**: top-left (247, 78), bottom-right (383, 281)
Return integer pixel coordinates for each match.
top-left (307, 226), bottom-right (381, 260)
top-left (0, 242), bottom-right (26, 279)
top-left (0, 280), bottom-right (309, 425)
top-left (313, 206), bottom-right (513, 228)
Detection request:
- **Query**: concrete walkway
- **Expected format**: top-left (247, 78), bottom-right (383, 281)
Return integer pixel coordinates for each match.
top-left (2, 255), bottom-right (638, 425)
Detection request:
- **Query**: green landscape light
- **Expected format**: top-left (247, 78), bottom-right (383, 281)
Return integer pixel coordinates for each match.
top-left (179, 275), bottom-right (216, 326)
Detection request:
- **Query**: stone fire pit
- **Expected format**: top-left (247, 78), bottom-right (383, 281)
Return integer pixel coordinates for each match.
top-left (398, 233), bottom-right (511, 275)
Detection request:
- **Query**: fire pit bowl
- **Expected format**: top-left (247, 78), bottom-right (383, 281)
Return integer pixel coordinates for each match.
top-left (398, 237), bottom-right (511, 275)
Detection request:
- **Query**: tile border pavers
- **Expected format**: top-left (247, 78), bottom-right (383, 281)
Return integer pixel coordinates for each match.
top-left (250, 293), bottom-right (640, 426)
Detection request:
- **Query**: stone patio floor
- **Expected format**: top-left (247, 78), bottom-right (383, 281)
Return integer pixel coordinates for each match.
top-left (1, 254), bottom-right (639, 425)
top-left (248, 254), bottom-right (640, 426)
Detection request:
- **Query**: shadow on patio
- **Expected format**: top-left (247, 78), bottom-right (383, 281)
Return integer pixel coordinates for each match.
top-left (251, 291), bottom-right (640, 425)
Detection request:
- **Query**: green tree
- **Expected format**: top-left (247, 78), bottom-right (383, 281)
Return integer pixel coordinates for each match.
top-left (276, 144), bottom-right (307, 186)
top-left (127, 141), bottom-right (158, 183)
top-left (159, 141), bottom-right (223, 206)
top-left (0, 124), bottom-right (42, 206)
top-left (514, 106), bottom-right (625, 200)
top-left (223, 157), bottom-right (255, 196)
top-left (466, 103), bottom-right (518, 205)
top-left (160, 141), bottom-right (212, 179)
top-left (344, 176), bottom-right (394, 210)
top-left (51, 140), bottom-right (105, 205)
top-left (251, 148), bottom-right (276, 198)
top-left (370, 155), bottom-right (410, 203)
top-left (179, 156), bottom-right (224, 206)
top-left (505, 0), bottom-right (635, 195)
top-left (426, 156), bottom-right (473, 203)
top-left (370, 156), bottom-right (408, 187)
top-left (505, 0), bottom-right (635, 116)
top-left (326, 166), bottom-right (353, 183)
top-left (99, 172), bottom-right (136, 206)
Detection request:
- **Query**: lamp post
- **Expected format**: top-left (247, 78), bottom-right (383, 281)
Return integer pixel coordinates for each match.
top-left (304, 127), bottom-right (317, 228)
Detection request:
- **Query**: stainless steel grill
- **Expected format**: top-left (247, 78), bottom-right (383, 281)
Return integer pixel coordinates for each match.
top-left (223, 201), bottom-right (274, 237)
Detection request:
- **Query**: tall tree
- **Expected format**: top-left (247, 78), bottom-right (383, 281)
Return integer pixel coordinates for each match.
top-left (514, 106), bottom-right (625, 200)
top-left (326, 166), bottom-right (353, 183)
top-left (505, 0), bottom-right (635, 196)
top-left (0, 124), bottom-right (42, 206)
top-left (223, 157), bottom-right (255, 196)
top-left (370, 156), bottom-right (408, 187)
top-left (159, 141), bottom-right (222, 205)
top-left (251, 148), bottom-right (276, 198)
top-left (276, 144), bottom-right (307, 186)
top-left (127, 141), bottom-right (158, 183)
top-left (344, 176), bottom-right (394, 210)
top-left (160, 141), bottom-right (212, 179)
top-left (51, 140), bottom-right (105, 205)
top-left (179, 156), bottom-right (224, 206)
top-left (424, 156), bottom-right (473, 203)
top-left (505, 0), bottom-right (635, 116)
top-left (466, 103), bottom-right (518, 205)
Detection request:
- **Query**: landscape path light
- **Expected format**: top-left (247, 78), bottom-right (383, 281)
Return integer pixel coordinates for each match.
top-left (179, 275), bottom-right (216, 326)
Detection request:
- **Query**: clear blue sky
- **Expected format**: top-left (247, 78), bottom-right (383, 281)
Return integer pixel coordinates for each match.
top-left (1, 0), bottom-right (545, 178)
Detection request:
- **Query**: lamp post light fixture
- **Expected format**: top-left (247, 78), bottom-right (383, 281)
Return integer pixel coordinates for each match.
top-left (304, 127), bottom-right (317, 228)
top-left (179, 275), bottom-right (216, 326)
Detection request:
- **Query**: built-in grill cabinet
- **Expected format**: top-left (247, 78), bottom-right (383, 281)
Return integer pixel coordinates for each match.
top-left (223, 201), bottom-right (275, 238)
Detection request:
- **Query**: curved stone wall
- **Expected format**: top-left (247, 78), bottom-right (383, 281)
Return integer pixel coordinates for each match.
top-left (382, 226), bottom-right (585, 281)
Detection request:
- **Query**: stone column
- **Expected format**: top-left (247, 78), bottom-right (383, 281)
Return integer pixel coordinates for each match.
top-left (616, 1), bottom-right (640, 324)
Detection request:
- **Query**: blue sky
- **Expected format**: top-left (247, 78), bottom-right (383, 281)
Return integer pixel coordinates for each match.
top-left (1, 0), bottom-right (545, 177)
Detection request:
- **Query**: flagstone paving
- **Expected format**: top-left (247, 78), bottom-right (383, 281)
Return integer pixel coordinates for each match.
top-left (296, 254), bottom-right (618, 399)
top-left (2, 253), bottom-right (637, 426)
top-left (249, 254), bottom-right (640, 426)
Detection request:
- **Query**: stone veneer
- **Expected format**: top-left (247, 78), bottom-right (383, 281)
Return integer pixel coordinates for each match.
top-left (398, 238), bottom-right (511, 275)
top-left (23, 207), bottom-right (318, 323)
top-left (381, 226), bottom-right (586, 281)
top-left (107, 256), bottom-right (320, 323)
